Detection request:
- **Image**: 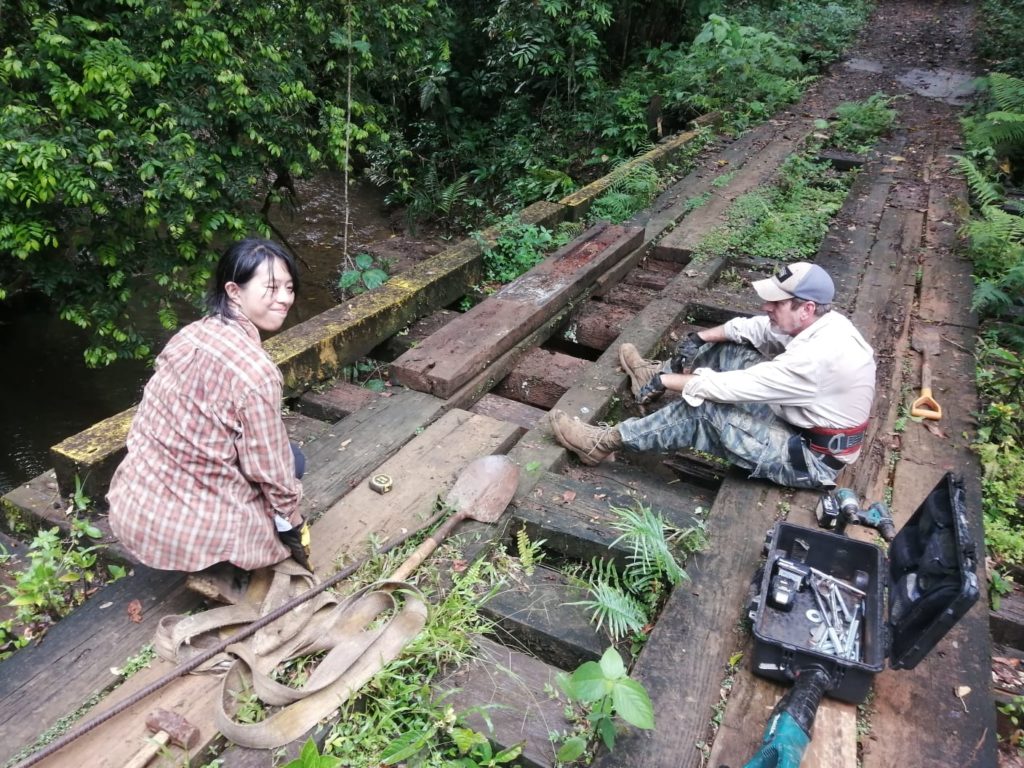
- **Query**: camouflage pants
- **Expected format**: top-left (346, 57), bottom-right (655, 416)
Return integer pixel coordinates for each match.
top-left (618, 342), bottom-right (840, 489)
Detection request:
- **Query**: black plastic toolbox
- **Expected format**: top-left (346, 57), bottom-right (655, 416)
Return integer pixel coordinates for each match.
top-left (748, 472), bottom-right (980, 703)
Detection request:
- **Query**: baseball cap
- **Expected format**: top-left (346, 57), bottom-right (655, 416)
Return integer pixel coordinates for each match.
top-left (752, 262), bottom-right (835, 304)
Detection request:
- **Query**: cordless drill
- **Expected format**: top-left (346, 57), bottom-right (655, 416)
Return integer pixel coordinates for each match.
top-left (814, 488), bottom-right (896, 542)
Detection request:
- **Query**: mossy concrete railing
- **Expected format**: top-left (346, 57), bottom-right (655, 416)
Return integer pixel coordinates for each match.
top-left (45, 130), bottom-right (702, 502)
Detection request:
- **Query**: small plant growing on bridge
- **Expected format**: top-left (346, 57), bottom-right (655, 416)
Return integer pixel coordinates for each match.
top-left (827, 92), bottom-right (898, 154)
top-left (554, 646), bottom-right (654, 763)
top-left (337, 253), bottom-right (390, 298)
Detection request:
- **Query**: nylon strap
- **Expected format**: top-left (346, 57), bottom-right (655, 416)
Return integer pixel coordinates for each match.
top-left (155, 560), bottom-right (427, 749)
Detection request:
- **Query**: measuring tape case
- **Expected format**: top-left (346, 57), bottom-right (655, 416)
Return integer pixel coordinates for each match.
top-left (748, 472), bottom-right (979, 703)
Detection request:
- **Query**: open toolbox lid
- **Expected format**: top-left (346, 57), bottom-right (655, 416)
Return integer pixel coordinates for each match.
top-left (885, 471), bottom-right (980, 669)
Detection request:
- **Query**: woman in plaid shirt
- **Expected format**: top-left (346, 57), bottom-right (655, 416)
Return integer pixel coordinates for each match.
top-left (108, 238), bottom-right (308, 600)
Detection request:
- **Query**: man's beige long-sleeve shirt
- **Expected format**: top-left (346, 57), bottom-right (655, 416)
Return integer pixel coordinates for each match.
top-left (682, 311), bottom-right (876, 432)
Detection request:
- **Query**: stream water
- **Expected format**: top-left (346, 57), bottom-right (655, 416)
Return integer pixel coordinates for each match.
top-left (0, 174), bottom-right (395, 496)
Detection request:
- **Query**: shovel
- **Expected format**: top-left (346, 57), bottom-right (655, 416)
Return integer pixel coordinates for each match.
top-left (389, 454), bottom-right (520, 581)
top-left (15, 454), bottom-right (520, 768)
top-left (910, 326), bottom-right (942, 421)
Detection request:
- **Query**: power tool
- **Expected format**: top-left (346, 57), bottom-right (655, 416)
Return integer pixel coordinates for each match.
top-left (814, 488), bottom-right (896, 542)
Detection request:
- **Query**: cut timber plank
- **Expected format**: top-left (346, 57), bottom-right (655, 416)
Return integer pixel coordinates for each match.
top-left (706, 667), bottom-right (858, 768)
top-left (436, 635), bottom-right (571, 768)
top-left (991, 589), bottom-right (1024, 650)
top-left (492, 348), bottom-right (590, 410)
top-left (1, 566), bottom-right (192, 757)
top-left (297, 387), bottom-right (446, 520)
top-left (391, 223), bottom-right (643, 398)
top-left (296, 381), bottom-right (381, 422)
top-left (653, 123), bottom-right (812, 261)
top-left (31, 409), bottom-right (523, 768)
top-left (470, 393), bottom-right (547, 432)
top-left (313, 408), bottom-right (522, 565)
top-left (560, 299), bottom-right (638, 351)
top-left (480, 565), bottom-right (608, 670)
top-left (512, 468), bottom-right (706, 570)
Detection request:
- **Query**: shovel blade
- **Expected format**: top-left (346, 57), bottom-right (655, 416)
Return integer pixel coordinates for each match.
top-left (444, 454), bottom-right (520, 524)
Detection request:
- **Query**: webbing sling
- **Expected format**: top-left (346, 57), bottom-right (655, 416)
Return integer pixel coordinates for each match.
top-left (155, 560), bottom-right (427, 748)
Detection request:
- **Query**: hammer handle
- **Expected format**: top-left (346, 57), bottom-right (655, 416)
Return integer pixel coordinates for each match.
top-left (123, 730), bottom-right (170, 768)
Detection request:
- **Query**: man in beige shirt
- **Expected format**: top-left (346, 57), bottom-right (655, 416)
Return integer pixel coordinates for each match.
top-left (549, 262), bottom-right (876, 489)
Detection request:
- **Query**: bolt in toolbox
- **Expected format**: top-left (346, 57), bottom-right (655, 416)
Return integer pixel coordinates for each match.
top-left (748, 472), bottom-right (980, 703)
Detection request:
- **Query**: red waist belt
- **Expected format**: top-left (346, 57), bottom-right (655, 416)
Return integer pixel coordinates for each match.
top-left (803, 421), bottom-right (868, 456)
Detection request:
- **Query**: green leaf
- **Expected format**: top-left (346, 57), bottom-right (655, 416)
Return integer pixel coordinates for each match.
top-left (361, 268), bottom-right (388, 290)
top-left (363, 378), bottom-right (386, 393)
top-left (494, 742), bottom-right (524, 763)
top-left (556, 735), bottom-right (587, 762)
top-left (610, 678), bottom-right (655, 729)
top-left (338, 270), bottom-right (361, 290)
top-left (380, 728), bottom-right (433, 764)
top-left (568, 661), bottom-right (607, 702)
top-left (354, 252), bottom-right (374, 270)
top-left (598, 646), bottom-right (627, 680)
top-left (597, 714), bottom-right (617, 749)
top-left (451, 726), bottom-right (488, 754)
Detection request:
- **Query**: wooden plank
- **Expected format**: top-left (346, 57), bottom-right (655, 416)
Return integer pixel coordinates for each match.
top-left (313, 409), bottom-right (522, 564)
top-left (492, 348), bottom-right (590, 410)
top-left (436, 635), bottom-right (571, 768)
top-left (390, 224), bottom-right (643, 398)
top-left (991, 589), bottom-right (1024, 649)
top-left (1, 566), bottom-right (193, 757)
top-left (559, 300), bottom-right (638, 352)
top-left (32, 409), bottom-right (523, 768)
top-left (512, 469), bottom-right (706, 571)
top-left (297, 387), bottom-right (446, 519)
top-left (470, 393), bottom-right (547, 432)
top-left (480, 565), bottom-right (608, 670)
top-left (707, 656), bottom-right (858, 768)
top-left (653, 124), bottom-right (813, 261)
top-left (295, 381), bottom-right (381, 422)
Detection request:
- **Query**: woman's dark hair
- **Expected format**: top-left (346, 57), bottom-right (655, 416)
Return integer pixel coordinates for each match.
top-left (206, 238), bottom-right (300, 317)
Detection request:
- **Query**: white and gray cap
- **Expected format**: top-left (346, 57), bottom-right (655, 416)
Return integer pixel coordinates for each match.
top-left (752, 262), bottom-right (835, 304)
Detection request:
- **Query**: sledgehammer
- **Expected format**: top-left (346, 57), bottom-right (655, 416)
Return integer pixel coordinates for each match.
top-left (123, 709), bottom-right (200, 768)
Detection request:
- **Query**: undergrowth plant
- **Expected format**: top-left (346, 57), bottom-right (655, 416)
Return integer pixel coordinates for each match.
top-left (824, 93), bottom-right (898, 154)
top-left (695, 153), bottom-right (851, 263)
top-left (337, 253), bottom-right (390, 299)
top-left (553, 646), bottom-right (655, 763)
top-left (1, 483), bottom-right (122, 659)
top-left (587, 161), bottom-right (661, 224)
top-left (957, 71), bottom-right (1024, 598)
top-left (570, 502), bottom-right (707, 643)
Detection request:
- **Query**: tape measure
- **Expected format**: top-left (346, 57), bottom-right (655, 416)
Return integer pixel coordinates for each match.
top-left (369, 474), bottom-right (393, 494)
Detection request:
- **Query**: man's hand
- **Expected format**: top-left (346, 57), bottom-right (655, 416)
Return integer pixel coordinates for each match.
top-left (278, 520), bottom-right (312, 571)
top-left (669, 332), bottom-right (704, 373)
top-left (636, 373), bottom-right (666, 405)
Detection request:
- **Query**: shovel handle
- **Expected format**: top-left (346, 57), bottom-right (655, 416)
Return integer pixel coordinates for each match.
top-left (911, 360), bottom-right (942, 420)
top-left (388, 511), bottom-right (467, 582)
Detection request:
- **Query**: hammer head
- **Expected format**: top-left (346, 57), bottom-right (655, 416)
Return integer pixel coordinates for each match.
top-left (145, 709), bottom-right (200, 749)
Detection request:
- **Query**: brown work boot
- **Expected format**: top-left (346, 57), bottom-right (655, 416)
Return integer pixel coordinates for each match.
top-left (619, 343), bottom-right (662, 399)
top-left (548, 410), bottom-right (623, 466)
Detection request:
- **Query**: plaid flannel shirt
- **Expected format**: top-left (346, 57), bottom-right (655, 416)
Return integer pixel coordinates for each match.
top-left (108, 314), bottom-right (302, 571)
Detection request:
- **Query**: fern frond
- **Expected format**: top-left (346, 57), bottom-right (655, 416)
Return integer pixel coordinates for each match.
top-left (981, 205), bottom-right (1024, 242)
top-left (990, 73), bottom-right (1024, 113)
top-left (609, 503), bottom-right (687, 587)
top-left (568, 559), bottom-right (648, 641)
top-left (973, 112), bottom-right (1024, 152)
top-left (953, 155), bottom-right (1004, 207)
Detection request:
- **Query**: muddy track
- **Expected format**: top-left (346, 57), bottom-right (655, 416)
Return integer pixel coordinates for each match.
top-left (1, 2), bottom-right (998, 767)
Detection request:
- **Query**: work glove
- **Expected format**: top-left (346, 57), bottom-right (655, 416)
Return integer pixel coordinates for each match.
top-left (278, 519), bottom-right (313, 571)
top-left (636, 372), bottom-right (666, 405)
top-left (669, 332), bottom-right (704, 374)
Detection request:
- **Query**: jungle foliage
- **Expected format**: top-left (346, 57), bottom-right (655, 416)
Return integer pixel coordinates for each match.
top-left (2, 0), bottom-right (872, 365)
top-left (957, 68), bottom-right (1024, 585)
